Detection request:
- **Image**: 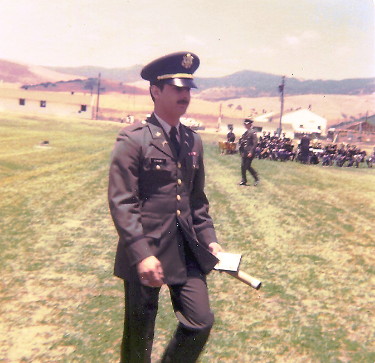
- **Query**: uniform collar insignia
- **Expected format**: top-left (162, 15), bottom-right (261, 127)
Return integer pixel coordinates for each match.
top-left (155, 131), bottom-right (162, 137)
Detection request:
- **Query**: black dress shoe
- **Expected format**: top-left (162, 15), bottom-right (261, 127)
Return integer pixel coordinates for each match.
top-left (239, 181), bottom-right (247, 186)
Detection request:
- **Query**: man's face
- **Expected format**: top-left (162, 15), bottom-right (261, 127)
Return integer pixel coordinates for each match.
top-left (152, 84), bottom-right (191, 122)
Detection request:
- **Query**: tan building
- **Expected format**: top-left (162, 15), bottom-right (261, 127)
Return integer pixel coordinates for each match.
top-left (0, 88), bottom-right (95, 119)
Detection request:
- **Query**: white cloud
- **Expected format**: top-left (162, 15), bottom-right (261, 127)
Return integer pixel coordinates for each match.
top-left (247, 47), bottom-right (276, 56)
top-left (284, 30), bottom-right (320, 47)
top-left (285, 36), bottom-right (301, 46)
top-left (334, 46), bottom-right (353, 58)
top-left (184, 36), bottom-right (205, 46)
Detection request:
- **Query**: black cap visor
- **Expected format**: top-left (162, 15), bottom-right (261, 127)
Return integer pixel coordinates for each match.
top-left (164, 78), bottom-right (197, 88)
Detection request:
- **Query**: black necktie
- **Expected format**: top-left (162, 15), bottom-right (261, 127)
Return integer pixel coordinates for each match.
top-left (169, 126), bottom-right (180, 156)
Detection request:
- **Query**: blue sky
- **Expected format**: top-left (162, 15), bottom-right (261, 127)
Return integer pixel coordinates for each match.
top-left (1, 0), bottom-right (374, 80)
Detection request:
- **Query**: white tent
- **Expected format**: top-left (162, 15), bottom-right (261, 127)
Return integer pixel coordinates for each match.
top-left (253, 109), bottom-right (327, 137)
top-left (280, 109), bottom-right (327, 135)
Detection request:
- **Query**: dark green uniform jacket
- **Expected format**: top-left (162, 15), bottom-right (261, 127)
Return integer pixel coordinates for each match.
top-left (108, 114), bottom-right (218, 285)
top-left (239, 129), bottom-right (258, 157)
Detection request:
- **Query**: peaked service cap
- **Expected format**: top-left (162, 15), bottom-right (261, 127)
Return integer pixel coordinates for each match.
top-left (141, 51), bottom-right (200, 88)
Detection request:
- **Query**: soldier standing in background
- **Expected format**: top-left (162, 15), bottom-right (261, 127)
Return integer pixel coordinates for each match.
top-left (299, 133), bottom-right (310, 164)
top-left (226, 125), bottom-right (236, 143)
top-left (239, 118), bottom-right (259, 186)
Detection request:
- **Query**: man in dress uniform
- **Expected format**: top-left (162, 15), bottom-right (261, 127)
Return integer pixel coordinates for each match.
top-left (108, 52), bottom-right (222, 363)
top-left (239, 118), bottom-right (259, 186)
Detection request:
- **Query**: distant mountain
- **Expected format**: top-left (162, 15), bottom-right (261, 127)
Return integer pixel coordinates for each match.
top-left (0, 60), bottom-right (147, 95)
top-left (48, 65), bottom-right (143, 83)
top-left (1, 59), bottom-right (374, 100)
top-left (0, 59), bottom-right (83, 84)
top-left (20, 77), bottom-right (148, 96)
top-left (195, 71), bottom-right (375, 100)
top-left (48, 65), bottom-right (375, 100)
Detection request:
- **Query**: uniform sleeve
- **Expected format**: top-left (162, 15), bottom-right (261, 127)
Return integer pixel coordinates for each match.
top-left (250, 132), bottom-right (258, 154)
top-left (189, 136), bottom-right (218, 247)
top-left (108, 130), bottom-right (153, 266)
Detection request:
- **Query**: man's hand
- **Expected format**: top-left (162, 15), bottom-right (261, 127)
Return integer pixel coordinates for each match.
top-left (137, 256), bottom-right (164, 287)
top-left (208, 242), bottom-right (223, 256)
top-left (247, 152), bottom-right (253, 158)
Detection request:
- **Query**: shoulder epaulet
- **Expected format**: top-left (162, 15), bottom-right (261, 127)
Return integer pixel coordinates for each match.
top-left (116, 120), bottom-right (149, 142)
top-left (124, 120), bottom-right (148, 132)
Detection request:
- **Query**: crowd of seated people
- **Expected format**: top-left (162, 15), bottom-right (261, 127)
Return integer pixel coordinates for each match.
top-left (255, 131), bottom-right (296, 161)
top-left (253, 131), bottom-right (374, 168)
top-left (319, 143), bottom-right (374, 168)
top-left (366, 147), bottom-right (375, 168)
top-left (219, 128), bottom-right (374, 168)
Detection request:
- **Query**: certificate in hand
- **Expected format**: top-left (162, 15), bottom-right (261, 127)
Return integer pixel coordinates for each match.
top-left (214, 252), bottom-right (242, 272)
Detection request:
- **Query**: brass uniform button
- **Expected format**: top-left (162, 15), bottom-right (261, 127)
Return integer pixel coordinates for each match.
top-left (176, 195), bottom-right (181, 201)
top-left (156, 165), bottom-right (161, 170)
top-left (177, 179), bottom-right (182, 185)
top-left (177, 162), bottom-right (182, 168)
top-left (176, 210), bottom-right (181, 216)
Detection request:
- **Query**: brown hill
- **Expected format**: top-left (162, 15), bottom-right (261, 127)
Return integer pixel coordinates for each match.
top-left (1, 59), bottom-right (373, 128)
top-left (0, 59), bottom-right (148, 95)
top-left (95, 93), bottom-right (375, 128)
top-left (21, 78), bottom-right (148, 96)
top-left (0, 59), bottom-right (83, 85)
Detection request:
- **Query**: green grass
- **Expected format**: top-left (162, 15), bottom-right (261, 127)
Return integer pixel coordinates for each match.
top-left (0, 113), bottom-right (374, 362)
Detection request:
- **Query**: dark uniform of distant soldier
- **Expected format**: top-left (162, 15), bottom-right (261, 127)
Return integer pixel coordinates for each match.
top-left (366, 147), bottom-right (375, 168)
top-left (299, 134), bottom-right (310, 164)
top-left (227, 129), bottom-right (235, 143)
top-left (239, 118), bottom-right (259, 186)
top-left (108, 52), bottom-right (222, 363)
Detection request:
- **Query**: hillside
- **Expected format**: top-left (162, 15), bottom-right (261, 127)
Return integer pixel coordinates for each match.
top-left (0, 60), bottom-right (83, 85)
top-left (48, 65), bottom-right (375, 99)
top-left (48, 64), bottom-right (143, 83)
top-left (20, 78), bottom-right (148, 96)
top-left (1, 59), bottom-right (374, 99)
top-left (0, 59), bottom-right (374, 127)
top-left (196, 71), bottom-right (375, 100)
top-left (88, 92), bottom-right (375, 128)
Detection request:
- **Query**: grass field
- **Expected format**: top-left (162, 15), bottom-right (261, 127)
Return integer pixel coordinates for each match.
top-left (0, 113), bottom-right (374, 363)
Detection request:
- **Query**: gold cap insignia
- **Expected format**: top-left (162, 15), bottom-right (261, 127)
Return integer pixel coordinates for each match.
top-left (182, 53), bottom-right (194, 69)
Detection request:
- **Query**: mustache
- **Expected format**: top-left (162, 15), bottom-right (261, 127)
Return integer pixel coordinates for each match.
top-left (177, 99), bottom-right (189, 105)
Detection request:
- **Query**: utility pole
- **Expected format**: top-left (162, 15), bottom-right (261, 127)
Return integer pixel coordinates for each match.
top-left (217, 102), bottom-right (222, 132)
top-left (95, 73), bottom-right (101, 120)
top-left (278, 76), bottom-right (285, 136)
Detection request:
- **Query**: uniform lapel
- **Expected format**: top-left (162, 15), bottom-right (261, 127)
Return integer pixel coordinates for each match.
top-left (147, 115), bottom-right (174, 158)
top-left (146, 115), bottom-right (194, 160)
top-left (179, 124), bottom-right (193, 160)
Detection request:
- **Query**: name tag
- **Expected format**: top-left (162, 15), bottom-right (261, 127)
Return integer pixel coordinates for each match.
top-left (151, 158), bottom-right (166, 165)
